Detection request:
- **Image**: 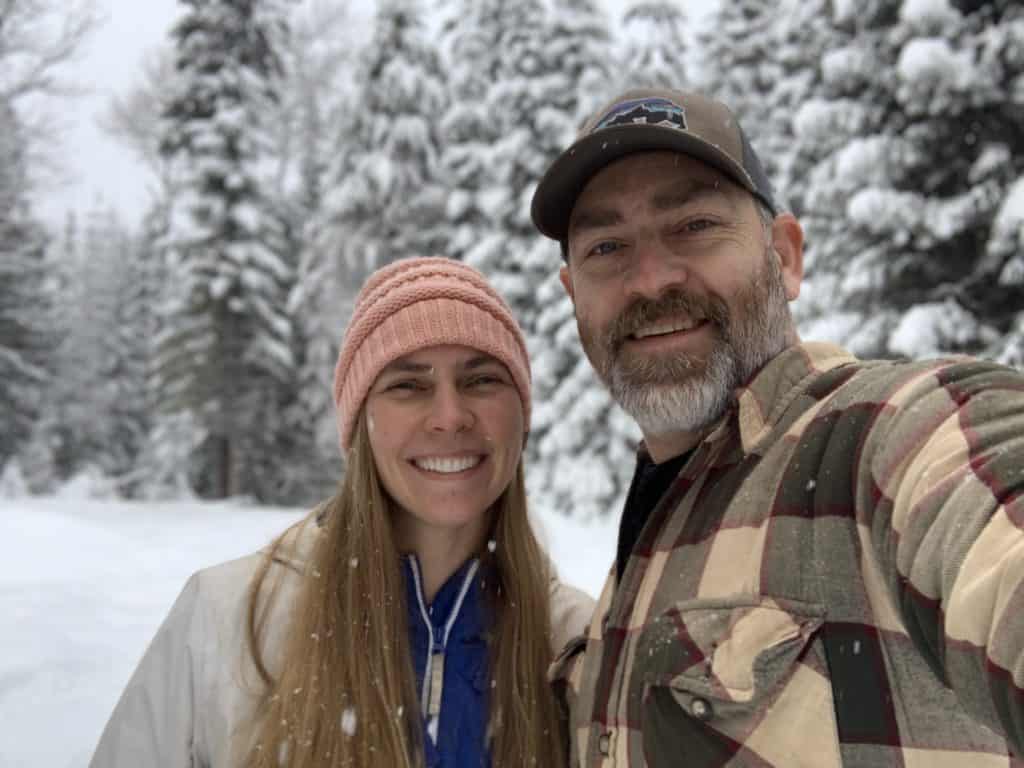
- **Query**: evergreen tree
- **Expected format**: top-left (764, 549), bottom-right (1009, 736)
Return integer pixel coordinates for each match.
top-left (288, 0), bottom-right (448, 500)
top-left (156, 0), bottom-right (295, 499)
top-left (791, 0), bottom-right (1024, 362)
top-left (514, 0), bottom-right (643, 519)
top-left (615, 1), bottom-right (689, 91)
top-left (698, 0), bottom-right (790, 201)
top-left (50, 207), bottom-right (126, 478)
top-left (0, 102), bottom-right (52, 471)
top-left (440, 0), bottom-right (561, 328)
top-left (26, 205), bottom-right (153, 496)
top-left (316, 0), bottom-right (446, 321)
top-left (548, 0), bottom-right (615, 125)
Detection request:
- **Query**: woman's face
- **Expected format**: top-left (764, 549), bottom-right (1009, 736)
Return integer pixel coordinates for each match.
top-left (365, 344), bottom-right (525, 552)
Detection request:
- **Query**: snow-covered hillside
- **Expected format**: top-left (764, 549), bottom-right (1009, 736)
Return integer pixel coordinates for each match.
top-left (0, 494), bottom-right (614, 767)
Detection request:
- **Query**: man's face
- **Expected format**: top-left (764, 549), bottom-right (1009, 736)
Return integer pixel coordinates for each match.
top-left (560, 151), bottom-right (802, 455)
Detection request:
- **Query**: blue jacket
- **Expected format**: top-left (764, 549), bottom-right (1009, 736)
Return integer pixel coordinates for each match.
top-left (404, 555), bottom-right (491, 768)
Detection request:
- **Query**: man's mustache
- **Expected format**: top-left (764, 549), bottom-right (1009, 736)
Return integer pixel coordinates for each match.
top-left (603, 290), bottom-right (729, 351)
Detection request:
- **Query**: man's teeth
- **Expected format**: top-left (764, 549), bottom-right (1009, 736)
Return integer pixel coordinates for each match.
top-left (632, 317), bottom-right (701, 339)
top-left (413, 456), bottom-right (482, 474)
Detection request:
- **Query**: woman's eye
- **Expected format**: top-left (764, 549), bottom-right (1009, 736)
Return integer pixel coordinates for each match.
top-left (388, 379), bottom-right (426, 392)
top-left (466, 374), bottom-right (502, 388)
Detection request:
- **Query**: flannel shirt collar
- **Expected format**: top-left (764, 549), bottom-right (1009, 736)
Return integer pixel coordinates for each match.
top-left (633, 342), bottom-right (856, 461)
top-left (734, 341), bottom-right (856, 453)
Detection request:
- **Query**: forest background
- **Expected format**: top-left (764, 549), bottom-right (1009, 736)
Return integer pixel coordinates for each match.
top-left (2, 0), bottom-right (1023, 519)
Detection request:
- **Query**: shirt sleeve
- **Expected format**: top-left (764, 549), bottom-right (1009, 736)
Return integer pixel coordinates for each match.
top-left (88, 574), bottom-right (204, 768)
top-left (865, 359), bottom-right (1024, 751)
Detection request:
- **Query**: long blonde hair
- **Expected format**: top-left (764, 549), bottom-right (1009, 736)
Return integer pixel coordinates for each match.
top-left (241, 412), bottom-right (565, 767)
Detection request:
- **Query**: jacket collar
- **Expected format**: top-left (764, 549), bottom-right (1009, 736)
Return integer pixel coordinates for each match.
top-left (403, 554), bottom-right (485, 648)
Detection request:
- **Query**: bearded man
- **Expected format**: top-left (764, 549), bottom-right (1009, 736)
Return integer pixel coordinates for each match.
top-left (531, 87), bottom-right (1024, 767)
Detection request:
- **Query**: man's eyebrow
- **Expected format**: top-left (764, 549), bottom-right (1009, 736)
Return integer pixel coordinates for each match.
top-left (650, 179), bottom-right (731, 211)
top-left (568, 208), bottom-right (623, 237)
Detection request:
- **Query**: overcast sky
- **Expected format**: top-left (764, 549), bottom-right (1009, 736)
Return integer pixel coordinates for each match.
top-left (36, 0), bottom-right (181, 227)
top-left (36, 0), bottom-right (692, 230)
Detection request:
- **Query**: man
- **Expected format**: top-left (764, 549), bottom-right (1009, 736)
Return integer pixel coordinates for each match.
top-left (531, 87), bottom-right (1024, 766)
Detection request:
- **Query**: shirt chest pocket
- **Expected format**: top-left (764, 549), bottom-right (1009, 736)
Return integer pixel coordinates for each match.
top-left (635, 596), bottom-right (842, 767)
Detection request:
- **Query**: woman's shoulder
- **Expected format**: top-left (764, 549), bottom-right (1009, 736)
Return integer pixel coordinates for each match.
top-left (186, 512), bottom-right (319, 635)
top-left (548, 578), bottom-right (595, 653)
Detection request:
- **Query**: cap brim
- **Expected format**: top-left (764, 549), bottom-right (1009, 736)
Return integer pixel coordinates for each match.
top-left (530, 124), bottom-right (761, 242)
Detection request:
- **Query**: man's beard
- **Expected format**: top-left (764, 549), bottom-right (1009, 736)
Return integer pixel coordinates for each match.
top-left (577, 248), bottom-right (794, 437)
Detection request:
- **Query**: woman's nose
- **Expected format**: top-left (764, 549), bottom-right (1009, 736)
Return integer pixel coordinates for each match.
top-left (425, 386), bottom-right (475, 433)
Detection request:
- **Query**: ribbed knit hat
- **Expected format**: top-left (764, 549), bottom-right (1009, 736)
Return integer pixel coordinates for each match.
top-left (333, 257), bottom-right (531, 454)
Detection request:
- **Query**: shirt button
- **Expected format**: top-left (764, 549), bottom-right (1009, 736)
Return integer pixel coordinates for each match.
top-left (690, 697), bottom-right (714, 721)
top-left (597, 730), bottom-right (612, 755)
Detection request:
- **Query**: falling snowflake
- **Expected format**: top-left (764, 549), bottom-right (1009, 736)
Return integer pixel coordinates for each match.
top-left (340, 707), bottom-right (358, 737)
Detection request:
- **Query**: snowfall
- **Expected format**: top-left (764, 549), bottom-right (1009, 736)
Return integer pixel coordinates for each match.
top-left (0, 485), bottom-right (616, 767)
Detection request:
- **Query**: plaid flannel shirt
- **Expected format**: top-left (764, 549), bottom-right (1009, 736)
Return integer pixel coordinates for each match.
top-left (553, 342), bottom-right (1024, 767)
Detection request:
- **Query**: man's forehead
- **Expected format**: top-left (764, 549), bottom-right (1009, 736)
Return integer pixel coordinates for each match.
top-left (586, 151), bottom-right (738, 196)
top-left (568, 155), bottom-right (743, 230)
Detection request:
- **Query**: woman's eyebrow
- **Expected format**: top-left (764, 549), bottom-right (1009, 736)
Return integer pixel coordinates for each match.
top-left (380, 359), bottom-right (433, 374)
top-left (462, 355), bottom-right (502, 371)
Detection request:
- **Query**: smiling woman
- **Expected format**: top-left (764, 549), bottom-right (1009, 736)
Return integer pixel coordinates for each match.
top-left (88, 256), bottom-right (594, 768)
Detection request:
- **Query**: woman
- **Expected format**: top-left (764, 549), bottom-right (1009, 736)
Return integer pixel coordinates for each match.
top-left (89, 257), bottom-right (594, 768)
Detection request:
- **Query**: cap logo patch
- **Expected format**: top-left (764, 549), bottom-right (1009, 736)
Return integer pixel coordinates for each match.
top-left (593, 97), bottom-right (687, 133)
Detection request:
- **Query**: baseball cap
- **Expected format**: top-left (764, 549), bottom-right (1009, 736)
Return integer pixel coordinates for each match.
top-left (530, 87), bottom-right (779, 243)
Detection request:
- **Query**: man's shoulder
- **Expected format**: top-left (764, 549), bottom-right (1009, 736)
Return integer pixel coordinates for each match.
top-left (813, 349), bottom-right (1019, 398)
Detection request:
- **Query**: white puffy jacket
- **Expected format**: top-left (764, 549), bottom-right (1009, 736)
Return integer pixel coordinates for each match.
top-left (88, 517), bottom-right (595, 767)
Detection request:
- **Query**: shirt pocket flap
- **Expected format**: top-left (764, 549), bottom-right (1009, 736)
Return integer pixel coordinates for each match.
top-left (637, 595), bottom-right (825, 707)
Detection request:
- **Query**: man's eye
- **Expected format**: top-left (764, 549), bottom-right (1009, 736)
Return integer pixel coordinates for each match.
top-left (588, 240), bottom-right (620, 257)
top-left (388, 380), bottom-right (426, 392)
top-left (681, 218), bottom-right (716, 233)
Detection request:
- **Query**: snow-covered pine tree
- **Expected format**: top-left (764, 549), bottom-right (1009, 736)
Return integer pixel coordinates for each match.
top-left (440, 0), bottom-right (566, 328)
top-left (517, 0), bottom-right (644, 520)
top-left (105, 225), bottom-right (156, 496)
top-left (754, 0), bottom-right (844, 214)
top-left (792, 0), bottom-right (1024, 362)
top-left (287, 0), bottom-right (448, 498)
top-left (156, 0), bottom-right (296, 500)
top-left (51, 207), bottom-right (127, 479)
top-left (615, 1), bottom-right (689, 91)
top-left (697, 0), bottom-right (792, 203)
top-left (0, 102), bottom-right (52, 472)
top-left (547, 0), bottom-right (615, 125)
top-left (316, 0), bottom-right (447, 312)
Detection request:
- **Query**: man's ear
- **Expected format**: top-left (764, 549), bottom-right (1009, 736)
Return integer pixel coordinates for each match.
top-left (559, 264), bottom-right (575, 302)
top-left (771, 213), bottom-right (804, 301)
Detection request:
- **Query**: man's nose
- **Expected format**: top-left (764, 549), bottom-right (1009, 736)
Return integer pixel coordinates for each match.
top-left (621, 237), bottom-right (688, 301)
top-left (424, 385), bottom-right (475, 433)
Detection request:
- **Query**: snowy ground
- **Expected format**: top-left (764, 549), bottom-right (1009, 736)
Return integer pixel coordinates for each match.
top-left (0, 491), bottom-right (615, 768)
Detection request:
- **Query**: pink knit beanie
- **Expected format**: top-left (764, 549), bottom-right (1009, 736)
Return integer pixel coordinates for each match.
top-left (333, 257), bottom-right (531, 453)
